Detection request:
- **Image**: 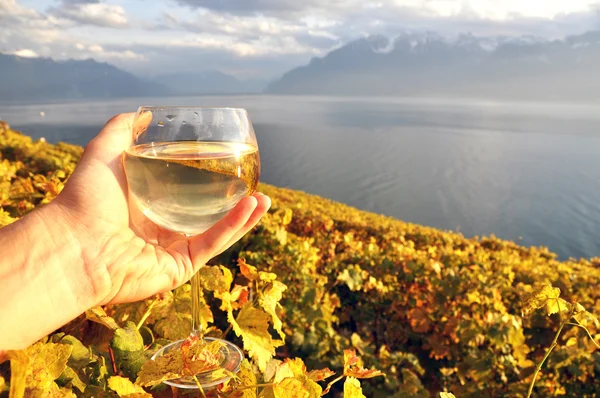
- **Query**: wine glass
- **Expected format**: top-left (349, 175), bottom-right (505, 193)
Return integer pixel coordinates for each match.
top-left (123, 106), bottom-right (260, 389)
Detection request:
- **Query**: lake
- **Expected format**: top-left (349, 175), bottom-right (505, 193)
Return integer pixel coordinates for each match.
top-left (1, 95), bottom-right (599, 260)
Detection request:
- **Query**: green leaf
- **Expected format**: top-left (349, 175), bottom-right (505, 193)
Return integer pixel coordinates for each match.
top-left (110, 322), bottom-right (148, 380)
top-left (60, 335), bottom-right (93, 369)
top-left (343, 377), bottom-right (365, 398)
top-left (521, 285), bottom-right (561, 317)
top-left (258, 281), bottom-right (287, 340)
top-left (85, 356), bottom-right (109, 388)
top-left (107, 376), bottom-right (151, 397)
top-left (57, 366), bottom-right (87, 393)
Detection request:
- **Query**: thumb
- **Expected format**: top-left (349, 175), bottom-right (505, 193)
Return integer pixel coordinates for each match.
top-left (84, 113), bottom-right (137, 163)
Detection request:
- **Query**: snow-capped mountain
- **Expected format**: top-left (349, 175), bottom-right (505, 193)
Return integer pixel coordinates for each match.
top-left (266, 30), bottom-right (600, 100)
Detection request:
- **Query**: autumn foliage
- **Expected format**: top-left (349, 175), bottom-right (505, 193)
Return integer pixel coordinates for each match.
top-left (1, 123), bottom-right (600, 397)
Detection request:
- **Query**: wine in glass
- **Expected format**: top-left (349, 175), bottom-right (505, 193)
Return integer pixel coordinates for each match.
top-left (123, 106), bottom-right (260, 389)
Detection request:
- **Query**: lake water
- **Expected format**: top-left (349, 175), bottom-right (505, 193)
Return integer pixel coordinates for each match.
top-left (1, 95), bottom-right (599, 260)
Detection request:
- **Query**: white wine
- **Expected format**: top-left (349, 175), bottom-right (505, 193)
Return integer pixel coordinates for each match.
top-left (123, 141), bottom-right (260, 235)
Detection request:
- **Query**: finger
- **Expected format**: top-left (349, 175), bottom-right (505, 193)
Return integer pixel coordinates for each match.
top-left (84, 113), bottom-right (136, 163)
top-left (189, 196), bottom-right (258, 265)
top-left (215, 193), bottom-right (271, 255)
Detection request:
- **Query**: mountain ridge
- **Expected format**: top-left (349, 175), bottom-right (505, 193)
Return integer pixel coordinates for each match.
top-left (265, 30), bottom-right (600, 100)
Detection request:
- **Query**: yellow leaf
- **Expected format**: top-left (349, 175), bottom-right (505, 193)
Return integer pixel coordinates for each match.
top-left (546, 298), bottom-right (572, 316)
top-left (151, 286), bottom-right (205, 340)
top-left (343, 377), bottom-right (365, 398)
top-left (136, 351), bottom-right (184, 388)
top-left (521, 285), bottom-right (561, 317)
top-left (282, 208), bottom-right (293, 225)
top-left (8, 342), bottom-right (75, 398)
top-left (230, 304), bottom-right (284, 372)
top-left (199, 265), bottom-right (233, 294)
top-left (230, 360), bottom-right (257, 398)
top-left (573, 302), bottom-right (600, 328)
top-left (259, 281), bottom-right (287, 340)
top-left (136, 336), bottom-right (224, 388)
top-left (440, 393), bottom-right (457, 398)
top-left (108, 375), bottom-right (151, 397)
top-left (86, 306), bottom-right (120, 330)
top-left (0, 375), bottom-right (6, 393)
top-left (7, 349), bottom-right (29, 398)
top-left (273, 376), bottom-right (320, 398)
top-left (238, 258), bottom-right (277, 283)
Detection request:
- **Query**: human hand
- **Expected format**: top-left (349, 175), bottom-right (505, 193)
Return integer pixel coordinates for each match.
top-left (54, 113), bottom-right (271, 306)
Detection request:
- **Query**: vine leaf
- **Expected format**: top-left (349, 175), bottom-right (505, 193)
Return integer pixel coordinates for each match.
top-left (7, 342), bottom-right (74, 397)
top-left (573, 302), bottom-right (600, 328)
top-left (258, 281), bottom-right (287, 340)
top-left (259, 358), bottom-right (322, 398)
top-left (343, 377), bottom-right (365, 398)
top-left (522, 285), bottom-right (561, 317)
top-left (86, 307), bottom-right (120, 330)
top-left (343, 349), bottom-right (385, 379)
top-left (110, 322), bottom-right (148, 380)
top-left (227, 359), bottom-right (258, 398)
top-left (546, 298), bottom-right (572, 316)
top-left (238, 258), bottom-right (277, 283)
top-left (136, 336), bottom-right (224, 387)
top-left (107, 376), bottom-right (151, 397)
top-left (229, 303), bottom-right (284, 372)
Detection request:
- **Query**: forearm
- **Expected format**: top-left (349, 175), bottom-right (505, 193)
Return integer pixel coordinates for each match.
top-left (0, 202), bottom-right (99, 350)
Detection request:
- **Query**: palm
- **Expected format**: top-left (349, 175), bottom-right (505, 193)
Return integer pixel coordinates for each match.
top-left (57, 114), bottom-right (270, 305)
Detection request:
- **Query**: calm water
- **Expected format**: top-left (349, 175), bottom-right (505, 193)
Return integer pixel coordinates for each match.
top-left (1, 95), bottom-right (599, 260)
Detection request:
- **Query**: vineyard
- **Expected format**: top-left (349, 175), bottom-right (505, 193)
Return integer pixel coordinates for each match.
top-left (1, 121), bottom-right (600, 397)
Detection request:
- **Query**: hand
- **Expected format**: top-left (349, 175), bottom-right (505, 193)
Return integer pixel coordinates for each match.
top-left (55, 113), bottom-right (271, 305)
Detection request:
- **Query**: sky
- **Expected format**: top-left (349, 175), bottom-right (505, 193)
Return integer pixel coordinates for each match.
top-left (1, 0), bottom-right (600, 80)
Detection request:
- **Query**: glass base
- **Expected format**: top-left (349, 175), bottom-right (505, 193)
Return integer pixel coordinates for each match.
top-left (150, 337), bottom-right (244, 390)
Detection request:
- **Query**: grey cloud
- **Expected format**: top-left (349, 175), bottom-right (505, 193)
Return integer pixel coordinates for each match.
top-left (48, 2), bottom-right (128, 28)
top-left (60, 0), bottom-right (100, 4)
top-left (174, 0), bottom-right (353, 18)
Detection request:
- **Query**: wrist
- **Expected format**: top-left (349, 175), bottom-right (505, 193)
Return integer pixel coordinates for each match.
top-left (0, 201), bottom-right (103, 349)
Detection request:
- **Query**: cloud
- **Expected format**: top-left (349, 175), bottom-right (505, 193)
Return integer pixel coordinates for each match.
top-left (2, 0), bottom-right (600, 81)
top-left (12, 48), bottom-right (39, 58)
top-left (49, 2), bottom-right (128, 28)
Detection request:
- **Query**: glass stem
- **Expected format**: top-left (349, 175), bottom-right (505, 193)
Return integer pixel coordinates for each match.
top-left (190, 270), bottom-right (203, 340)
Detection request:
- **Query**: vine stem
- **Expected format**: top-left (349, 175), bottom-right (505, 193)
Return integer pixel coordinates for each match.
top-left (566, 321), bottom-right (600, 349)
top-left (234, 382), bottom-right (275, 392)
top-left (136, 297), bottom-right (158, 330)
top-left (526, 321), bottom-right (565, 398)
top-left (526, 298), bottom-right (568, 398)
top-left (192, 375), bottom-right (206, 398)
top-left (220, 324), bottom-right (234, 339)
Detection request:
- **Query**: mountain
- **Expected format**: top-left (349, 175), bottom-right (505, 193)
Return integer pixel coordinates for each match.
top-left (153, 71), bottom-right (266, 95)
top-left (0, 54), bottom-right (167, 101)
top-left (265, 31), bottom-right (600, 100)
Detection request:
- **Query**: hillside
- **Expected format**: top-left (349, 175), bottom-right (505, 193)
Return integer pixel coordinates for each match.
top-left (0, 54), bottom-right (167, 101)
top-left (1, 122), bottom-right (600, 397)
top-left (266, 30), bottom-right (600, 100)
